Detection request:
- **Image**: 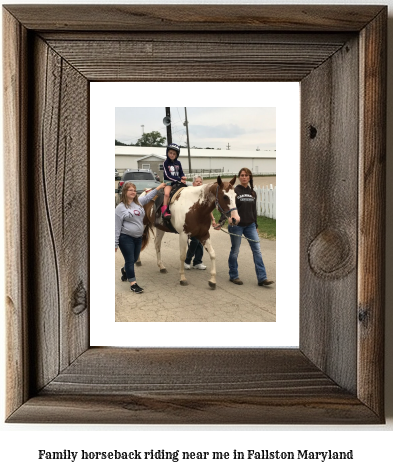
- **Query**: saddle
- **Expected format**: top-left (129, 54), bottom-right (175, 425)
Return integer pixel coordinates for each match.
top-left (170, 185), bottom-right (186, 204)
top-left (150, 182), bottom-right (187, 233)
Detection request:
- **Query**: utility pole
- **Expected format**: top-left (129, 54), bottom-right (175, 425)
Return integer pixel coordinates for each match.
top-left (184, 107), bottom-right (192, 173)
top-left (226, 143), bottom-right (231, 150)
top-left (165, 107), bottom-right (172, 145)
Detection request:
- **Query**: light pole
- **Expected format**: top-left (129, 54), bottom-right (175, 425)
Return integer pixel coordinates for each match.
top-left (165, 107), bottom-right (172, 145)
top-left (184, 107), bottom-right (192, 173)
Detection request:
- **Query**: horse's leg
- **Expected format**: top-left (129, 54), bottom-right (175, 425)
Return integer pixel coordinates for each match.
top-left (179, 232), bottom-right (189, 286)
top-left (154, 228), bottom-right (167, 273)
top-left (203, 238), bottom-right (217, 289)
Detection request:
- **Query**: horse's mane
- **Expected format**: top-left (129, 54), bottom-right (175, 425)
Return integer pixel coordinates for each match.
top-left (206, 179), bottom-right (234, 194)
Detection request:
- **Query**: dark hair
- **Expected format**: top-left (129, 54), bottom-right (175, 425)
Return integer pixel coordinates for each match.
top-left (238, 167), bottom-right (255, 194)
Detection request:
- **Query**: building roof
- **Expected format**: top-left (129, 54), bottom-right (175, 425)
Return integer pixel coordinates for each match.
top-left (115, 146), bottom-right (275, 159)
top-left (137, 154), bottom-right (165, 162)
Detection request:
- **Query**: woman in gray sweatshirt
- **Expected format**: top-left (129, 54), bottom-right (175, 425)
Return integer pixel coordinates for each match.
top-left (115, 181), bottom-right (166, 293)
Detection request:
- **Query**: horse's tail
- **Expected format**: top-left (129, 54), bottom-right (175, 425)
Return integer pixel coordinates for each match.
top-left (141, 222), bottom-right (153, 252)
top-left (141, 199), bottom-right (156, 252)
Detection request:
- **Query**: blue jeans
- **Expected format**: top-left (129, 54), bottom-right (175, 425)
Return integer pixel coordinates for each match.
top-left (118, 233), bottom-right (142, 282)
top-left (228, 222), bottom-right (267, 283)
top-left (185, 236), bottom-right (203, 265)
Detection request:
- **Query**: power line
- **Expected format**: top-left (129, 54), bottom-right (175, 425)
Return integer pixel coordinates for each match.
top-left (176, 107), bottom-right (183, 123)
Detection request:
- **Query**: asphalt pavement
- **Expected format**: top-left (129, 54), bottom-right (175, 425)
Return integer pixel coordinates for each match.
top-left (115, 226), bottom-right (276, 322)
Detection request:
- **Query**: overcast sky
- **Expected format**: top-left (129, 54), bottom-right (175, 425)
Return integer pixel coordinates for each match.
top-left (115, 107), bottom-right (276, 151)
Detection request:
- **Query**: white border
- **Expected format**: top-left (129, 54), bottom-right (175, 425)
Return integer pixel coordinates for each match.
top-left (90, 82), bottom-right (299, 347)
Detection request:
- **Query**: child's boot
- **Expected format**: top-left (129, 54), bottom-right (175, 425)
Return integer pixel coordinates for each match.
top-left (161, 205), bottom-right (171, 219)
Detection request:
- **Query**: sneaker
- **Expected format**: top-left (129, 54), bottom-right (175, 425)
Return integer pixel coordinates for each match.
top-left (121, 267), bottom-right (127, 282)
top-left (258, 279), bottom-right (274, 286)
top-left (230, 278), bottom-right (243, 285)
top-left (130, 283), bottom-right (144, 294)
top-left (193, 263), bottom-right (207, 270)
top-left (184, 263), bottom-right (191, 270)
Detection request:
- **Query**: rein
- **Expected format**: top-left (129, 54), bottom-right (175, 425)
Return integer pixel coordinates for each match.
top-left (216, 226), bottom-right (260, 243)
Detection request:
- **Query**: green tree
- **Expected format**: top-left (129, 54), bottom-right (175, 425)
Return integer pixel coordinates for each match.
top-left (115, 139), bottom-right (129, 146)
top-left (135, 131), bottom-right (166, 147)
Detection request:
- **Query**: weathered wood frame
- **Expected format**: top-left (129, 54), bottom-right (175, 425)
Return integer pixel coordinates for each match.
top-left (3, 5), bottom-right (386, 424)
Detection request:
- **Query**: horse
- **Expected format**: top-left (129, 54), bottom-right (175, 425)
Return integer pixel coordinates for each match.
top-left (140, 176), bottom-right (240, 289)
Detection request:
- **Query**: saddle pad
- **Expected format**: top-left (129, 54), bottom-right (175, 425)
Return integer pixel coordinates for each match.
top-left (170, 187), bottom-right (185, 204)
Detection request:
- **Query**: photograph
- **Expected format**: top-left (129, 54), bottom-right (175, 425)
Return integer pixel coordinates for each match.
top-left (114, 107), bottom-right (277, 322)
top-left (2, 4), bottom-right (391, 461)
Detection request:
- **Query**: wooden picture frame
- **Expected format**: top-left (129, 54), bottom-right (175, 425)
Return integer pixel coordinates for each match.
top-left (3, 5), bottom-right (386, 424)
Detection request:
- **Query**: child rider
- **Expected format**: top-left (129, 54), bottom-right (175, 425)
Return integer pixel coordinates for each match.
top-left (161, 143), bottom-right (187, 218)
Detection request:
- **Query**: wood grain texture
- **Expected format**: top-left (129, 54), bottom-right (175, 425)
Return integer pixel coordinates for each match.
top-left (3, 8), bottom-right (29, 417)
top-left (45, 37), bottom-right (349, 82)
top-left (3, 5), bottom-right (386, 424)
top-left (358, 9), bottom-right (387, 416)
top-left (9, 392), bottom-right (378, 425)
top-left (7, 348), bottom-right (379, 424)
top-left (3, 5), bottom-right (384, 31)
top-left (29, 36), bottom-right (89, 390)
top-left (300, 36), bottom-right (359, 393)
top-left (40, 31), bottom-right (354, 44)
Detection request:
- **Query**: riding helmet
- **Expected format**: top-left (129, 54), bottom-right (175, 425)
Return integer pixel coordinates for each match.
top-left (166, 143), bottom-right (180, 158)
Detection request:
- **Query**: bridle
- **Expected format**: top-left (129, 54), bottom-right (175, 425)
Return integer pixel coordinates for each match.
top-left (213, 182), bottom-right (260, 243)
top-left (215, 185), bottom-right (237, 225)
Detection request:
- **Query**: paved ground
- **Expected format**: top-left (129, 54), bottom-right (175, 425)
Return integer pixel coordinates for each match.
top-left (115, 231), bottom-right (276, 323)
top-left (115, 175), bottom-right (276, 322)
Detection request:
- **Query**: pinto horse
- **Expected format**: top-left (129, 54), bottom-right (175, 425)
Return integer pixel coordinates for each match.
top-left (141, 176), bottom-right (240, 289)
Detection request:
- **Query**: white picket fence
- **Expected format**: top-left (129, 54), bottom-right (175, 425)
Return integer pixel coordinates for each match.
top-left (254, 185), bottom-right (276, 219)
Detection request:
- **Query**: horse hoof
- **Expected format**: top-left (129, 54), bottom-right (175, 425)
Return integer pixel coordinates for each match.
top-left (136, 261), bottom-right (142, 266)
top-left (180, 280), bottom-right (189, 286)
top-left (209, 281), bottom-right (216, 290)
top-left (160, 268), bottom-right (168, 273)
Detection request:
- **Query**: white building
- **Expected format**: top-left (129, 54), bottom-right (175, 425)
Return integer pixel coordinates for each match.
top-left (115, 146), bottom-right (276, 178)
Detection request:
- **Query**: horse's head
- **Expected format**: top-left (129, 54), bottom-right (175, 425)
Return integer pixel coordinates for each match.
top-left (214, 176), bottom-right (240, 226)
